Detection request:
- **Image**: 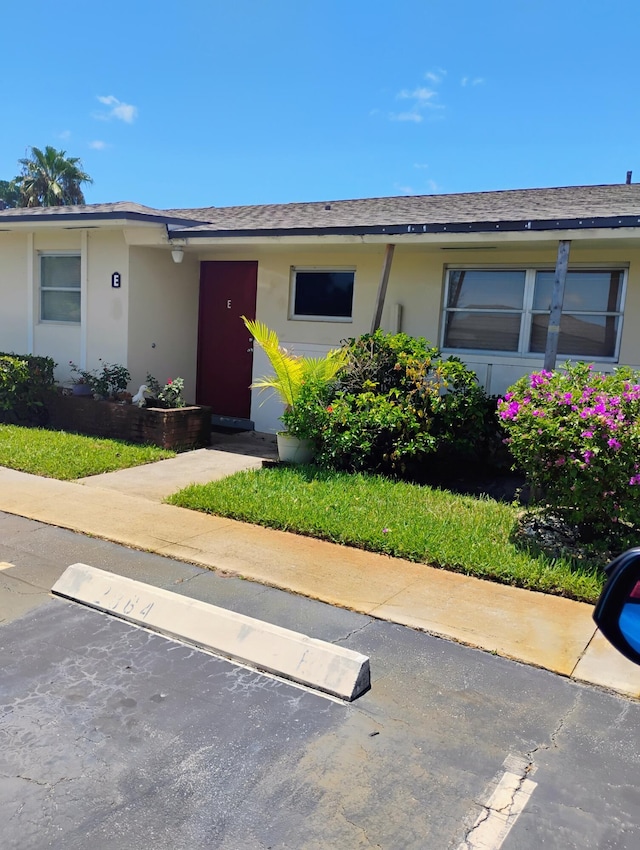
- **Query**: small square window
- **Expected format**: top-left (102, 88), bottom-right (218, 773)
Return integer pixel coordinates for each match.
top-left (291, 269), bottom-right (354, 321)
top-left (40, 254), bottom-right (81, 323)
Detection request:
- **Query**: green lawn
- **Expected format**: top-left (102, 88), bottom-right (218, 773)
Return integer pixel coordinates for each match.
top-left (0, 424), bottom-right (174, 479)
top-left (167, 465), bottom-right (604, 603)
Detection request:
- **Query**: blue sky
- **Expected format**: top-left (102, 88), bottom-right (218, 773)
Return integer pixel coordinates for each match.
top-left (1, 0), bottom-right (638, 209)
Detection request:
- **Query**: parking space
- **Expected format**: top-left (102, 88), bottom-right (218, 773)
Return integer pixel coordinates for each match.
top-left (1, 599), bottom-right (344, 850)
top-left (2, 514), bottom-right (640, 849)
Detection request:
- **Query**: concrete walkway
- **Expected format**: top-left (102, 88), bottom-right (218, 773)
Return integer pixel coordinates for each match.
top-left (1, 430), bottom-right (639, 699)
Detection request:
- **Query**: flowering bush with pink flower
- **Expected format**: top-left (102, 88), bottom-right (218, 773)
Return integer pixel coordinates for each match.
top-left (498, 362), bottom-right (640, 540)
top-left (145, 374), bottom-right (186, 408)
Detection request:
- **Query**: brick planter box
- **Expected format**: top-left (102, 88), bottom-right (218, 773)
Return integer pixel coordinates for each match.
top-left (47, 394), bottom-right (211, 451)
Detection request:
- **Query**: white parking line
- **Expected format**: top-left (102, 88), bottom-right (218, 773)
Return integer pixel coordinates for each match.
top-left (458, 757), bottom-right (538, 849)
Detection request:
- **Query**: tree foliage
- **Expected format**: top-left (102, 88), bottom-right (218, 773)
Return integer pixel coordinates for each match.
top-left (0, 146), bottom-right (93, 208)
top-left (0, 179), bottom-right (22, 208)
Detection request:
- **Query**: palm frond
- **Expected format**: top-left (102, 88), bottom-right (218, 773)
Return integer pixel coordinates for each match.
top-left (243, 317), bottom-right (305, 407)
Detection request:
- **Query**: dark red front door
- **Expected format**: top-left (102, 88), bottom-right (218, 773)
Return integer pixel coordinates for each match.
top-left (196, 261), bottom-right (258, 419)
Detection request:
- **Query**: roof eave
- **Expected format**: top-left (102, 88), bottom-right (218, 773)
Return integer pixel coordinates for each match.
top-left (168, 214), bottom-right (640, 239)
top-left (0, 210), bottom-right (204, 228)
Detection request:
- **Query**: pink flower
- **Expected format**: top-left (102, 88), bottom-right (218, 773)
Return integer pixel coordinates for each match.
top-left (530, 371), bottom-right (552, 388)
top-left (607, 437), bottom-right (622, 450)
top-left (167, 379), bottom-right (173, 385)
top-left (583, 449), bottom-right (594, 465)
top-left (629, 475), bottom-right (640, 486)
top-left (499, 401), bottom-right (521, 420)
top-left (581, 430), bottom-right (593, 438)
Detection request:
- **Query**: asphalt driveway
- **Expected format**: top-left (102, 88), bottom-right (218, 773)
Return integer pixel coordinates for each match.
top-left (1, 513), bottom-right (640, 849)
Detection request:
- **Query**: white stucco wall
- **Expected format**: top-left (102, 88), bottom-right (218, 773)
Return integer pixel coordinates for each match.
top-left (29, 229), bottom-right (130, 384)
top-left (128, 247), bottom-right (200, 403)
top-left (2, 225), bottom-right (640, 434)
top-left (0, 232), bottom-right (30, 354)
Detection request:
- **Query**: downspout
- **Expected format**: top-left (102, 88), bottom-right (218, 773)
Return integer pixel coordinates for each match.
top-left (371, 244), bottom-right (395, 333)
top-left (543, 240), bottom-right (571, 371)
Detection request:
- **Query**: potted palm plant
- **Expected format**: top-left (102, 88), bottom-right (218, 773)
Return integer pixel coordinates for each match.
top-left (242, 317), bottom-right (346, 463)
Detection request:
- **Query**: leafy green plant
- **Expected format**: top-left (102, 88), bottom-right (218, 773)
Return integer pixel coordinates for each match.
top-left (0, 353), bottom-right (56, 424)
top-left (69, 360), bottom-right (130, 400)
top-left (145, 374), bottom-right (187, 409)
top-left (242, 317), bottom-right (347, 414)
top-left (286, 330), bottom-right (492, 476)
top-left (498, 362), bottom-right (640, 543)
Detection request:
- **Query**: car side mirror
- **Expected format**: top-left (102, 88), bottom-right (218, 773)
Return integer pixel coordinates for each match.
top-left (593, 547), bottom-right (640, 665)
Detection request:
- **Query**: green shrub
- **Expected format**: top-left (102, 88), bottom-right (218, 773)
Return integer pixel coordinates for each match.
top-left (498, 362), bottom-right (640, 542)
top-left (0, 353), bottom-right (56, 424)
top-left (145, 374), bottom-right (187, 408)
top-left (70, 360), bottom-right (130, 399)
top-left (284, 330), bottom-right (492, 476)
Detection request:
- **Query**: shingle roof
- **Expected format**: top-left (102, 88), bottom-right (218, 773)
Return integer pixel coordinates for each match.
top-left (0, 201), bottom-right (156, 218)
top-left (165, 184), bottom-right (640, 236)
top-left (2, 184), bottom-right (640, 236)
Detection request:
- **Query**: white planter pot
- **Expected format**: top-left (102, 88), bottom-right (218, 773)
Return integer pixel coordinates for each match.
top-left (276, 432), bottom-right (314, 464)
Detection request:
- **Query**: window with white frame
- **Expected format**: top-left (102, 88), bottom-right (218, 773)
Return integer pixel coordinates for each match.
top-left (290, 268), bottom-right (354, 321)
top-left (40, 254), bottom-right (81, 323)
top-left (442, 267), bottom-right (625, 359)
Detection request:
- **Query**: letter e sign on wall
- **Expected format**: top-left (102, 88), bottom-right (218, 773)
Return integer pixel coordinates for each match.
top-left (112, 272), bottom-right (121, 288)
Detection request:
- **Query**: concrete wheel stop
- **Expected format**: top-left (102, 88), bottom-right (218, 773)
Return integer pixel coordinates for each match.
top-left (52, 564), bottom-right (370, 701)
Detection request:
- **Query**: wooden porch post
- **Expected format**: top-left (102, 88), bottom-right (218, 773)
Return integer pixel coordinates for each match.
top-left (371, 244), bottom-right (395, 333)
top-left (543, 240), bottom-right (571, 371)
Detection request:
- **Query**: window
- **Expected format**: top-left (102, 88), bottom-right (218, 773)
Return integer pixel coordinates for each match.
top-left (40, 254), bottom-right (81, 323)
top-left (443, 267), bottom-right (625, 359)
top-left (291, 268), bottom-right (354, 321)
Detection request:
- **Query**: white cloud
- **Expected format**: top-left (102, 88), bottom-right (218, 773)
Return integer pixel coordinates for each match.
top-left (397, 87), bottom-right (437, 103)
top-left (390, 111), bottom-right (424, 123)
top-left (461, 76), bottom-right (485, 87)
top-left (95, 95), bottom-right (138, 123)
top-left (395, 178), bottom-right (441, 195)
top-left (58, 130), bottom-right (71, 140)
top-left (89, 140), bottom-right (108, 150)
top-left (413, 163), bottom-right (429, 170)
top-left (425, 69), bottom-right (446, 84)
top-left (387, 72), bottom-right (446, 123)
top-left (394, 183), bottom-right (416, 195)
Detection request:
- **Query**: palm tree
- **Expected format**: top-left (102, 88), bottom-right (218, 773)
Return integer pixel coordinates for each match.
top-left (242, 317), bottom-right (347, 408)
top-left (17, 146), bottom-right (93, 207)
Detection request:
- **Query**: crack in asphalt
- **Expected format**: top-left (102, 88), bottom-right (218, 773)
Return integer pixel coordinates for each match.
top-left (333, 619), bottom-right (374, 645)
top-left (458, 695), bottom-right (582, 848)
top-left (338, 803), bottom-right (384, 849)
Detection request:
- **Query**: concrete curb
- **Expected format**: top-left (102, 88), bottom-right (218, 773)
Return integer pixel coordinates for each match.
top-left (52, 563), bottom-right (371, 701)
